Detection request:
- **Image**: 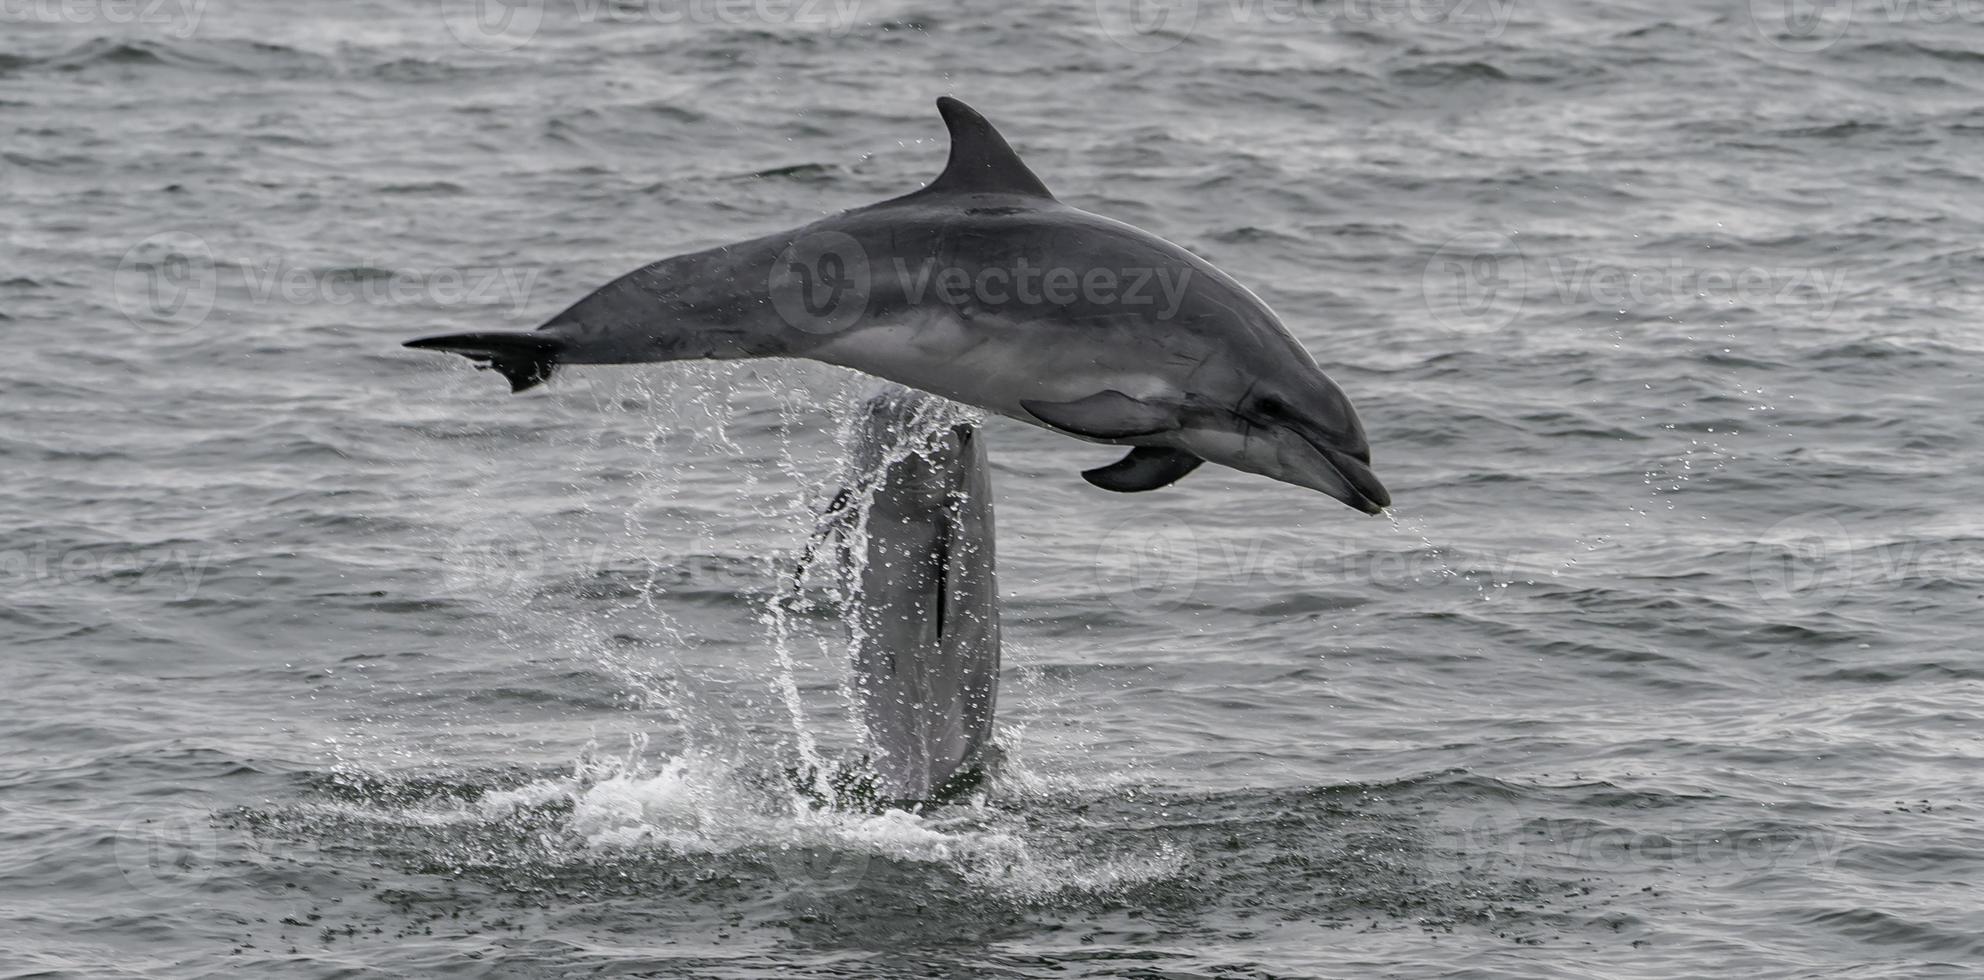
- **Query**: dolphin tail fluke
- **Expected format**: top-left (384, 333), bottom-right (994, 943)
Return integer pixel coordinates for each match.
top-left (404, 332), bottom-right (564, 393)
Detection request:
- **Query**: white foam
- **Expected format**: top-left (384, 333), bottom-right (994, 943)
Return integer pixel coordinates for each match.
top-left (501, 751), bottom-right (1186, 899)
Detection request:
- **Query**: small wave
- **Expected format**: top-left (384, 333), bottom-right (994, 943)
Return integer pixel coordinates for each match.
top-left (1847, 39), bottom-right (1984, 65)
top-left (731, 162), bottom-right (841, 183)
top-left (1775, 120), bottom-right (1890, 140)
top-left (1806, 337), bottom-right (1933, 362)
top-left (35, 36), bottom-right (324, 76)
top-left (2, 150), bottom-right (98, 172)
top-left (1805, 661), bottom-right (1984, 684)
top-left (1390, 60), bottom-right (1512, 87)
top-left (1613, 21), bottom-right (1701, 42)
top-left (369, 58), bottom-right (462, 82)
top-left (1208, 225), bottom-right (1306, 247)
top-left (43, 38), bottom-right (168, 70)
top-left (376, 181), bottom-right (467, 195)
top-left (1791, 905), bottom-right (1984, 956)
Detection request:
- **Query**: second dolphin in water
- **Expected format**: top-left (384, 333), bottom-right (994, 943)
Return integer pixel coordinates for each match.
top-left (801, 387), bottom-right (1001, 804)
top-left (407, 97), bottom-right (1391, 515)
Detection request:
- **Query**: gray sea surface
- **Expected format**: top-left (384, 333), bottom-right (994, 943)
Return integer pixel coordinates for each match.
top-left (3, 1), bottom-right (1981, 977)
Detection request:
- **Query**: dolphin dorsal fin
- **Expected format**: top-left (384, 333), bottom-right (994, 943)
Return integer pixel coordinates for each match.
top-left (920, 97), bottom-right (1054, 199)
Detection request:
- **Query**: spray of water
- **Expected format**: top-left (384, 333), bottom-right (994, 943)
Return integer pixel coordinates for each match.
top-left (325, 365), bottom-right (1184, 899)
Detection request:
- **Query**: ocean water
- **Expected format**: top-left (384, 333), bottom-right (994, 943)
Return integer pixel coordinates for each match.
top-left (4, 1), bottom-right (1982, 976)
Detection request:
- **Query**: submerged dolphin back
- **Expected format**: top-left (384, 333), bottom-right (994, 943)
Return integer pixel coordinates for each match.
top-left (830, 387), bottom-right (1001, 802)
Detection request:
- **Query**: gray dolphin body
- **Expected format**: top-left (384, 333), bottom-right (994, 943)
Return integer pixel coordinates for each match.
top-left (811, 387), bottom-right (1000, 802)
top-left (408, 97), bottom-right (1390, 514)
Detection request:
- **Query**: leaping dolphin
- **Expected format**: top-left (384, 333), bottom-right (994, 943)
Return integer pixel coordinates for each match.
top-left (406, 97), bottom-right (1391, 514)
top-left (801, 387), bottom-right (1001, 804)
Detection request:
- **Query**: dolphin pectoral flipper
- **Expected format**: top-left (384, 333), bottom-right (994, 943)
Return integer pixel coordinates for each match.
top-left (789, 486), bottom-right (858, 591)
top-left (1082, 447), bottom-right (1204, 493)
top-left (1020, 391), bottom-right (1180, 440)
top-left (404, 332), bottom-right (565, 393)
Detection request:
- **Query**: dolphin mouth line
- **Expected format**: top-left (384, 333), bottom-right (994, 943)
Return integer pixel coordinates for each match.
top-left (1316, 446), bottom-right (1390, 516)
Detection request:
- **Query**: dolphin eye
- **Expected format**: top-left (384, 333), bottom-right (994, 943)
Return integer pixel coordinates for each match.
top-left (1255, 396), bottom-right (1285, 419)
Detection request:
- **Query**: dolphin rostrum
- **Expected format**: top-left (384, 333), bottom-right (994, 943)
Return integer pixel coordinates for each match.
top-left (801, 386), bottom-right (1001, 803)
top-left (406, 97), bottom-right (1391, 514)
